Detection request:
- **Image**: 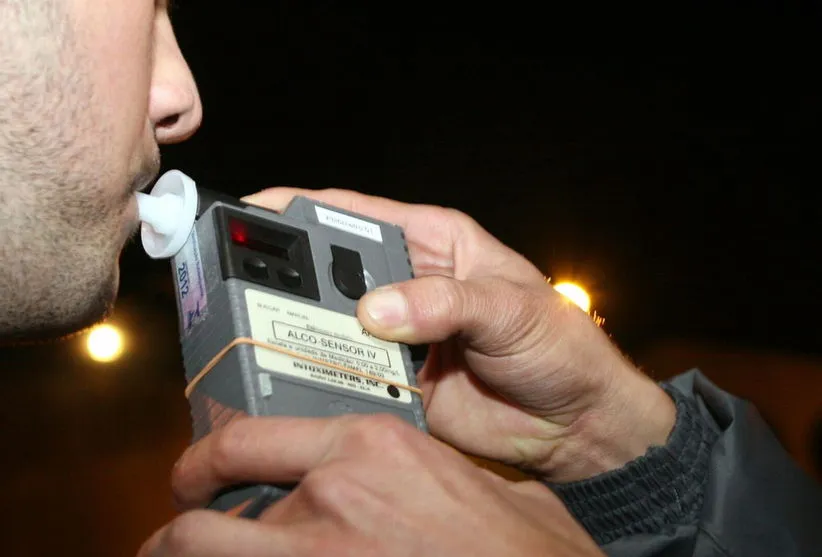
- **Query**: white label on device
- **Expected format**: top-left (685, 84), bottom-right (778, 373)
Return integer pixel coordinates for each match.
top-left (245, 289), bottom-right (412, 403)
top-left (315, 206), bottom-right (383, 243)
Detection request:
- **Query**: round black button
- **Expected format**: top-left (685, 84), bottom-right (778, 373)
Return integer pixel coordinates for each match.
top-left (334, 268), bottom-right (367, 300)
top-left (243, 257), bottom-right (268, 280)
top-left (278, 266), bottom-right (302, 288)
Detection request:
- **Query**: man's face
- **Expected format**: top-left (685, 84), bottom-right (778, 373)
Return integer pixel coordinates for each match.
top-left (0, 0), bottom-right (202, 343)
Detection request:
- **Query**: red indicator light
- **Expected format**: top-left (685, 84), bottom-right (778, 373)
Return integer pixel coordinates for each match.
top-left (229, 219), bottom-right (249, 245)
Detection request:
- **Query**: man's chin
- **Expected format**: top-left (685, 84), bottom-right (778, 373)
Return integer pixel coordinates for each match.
top-left (0, 270), bottom-right (119, 347)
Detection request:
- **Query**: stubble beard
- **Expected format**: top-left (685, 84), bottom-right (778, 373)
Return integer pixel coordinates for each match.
top-left (0, 3), bottom-right (161, 345)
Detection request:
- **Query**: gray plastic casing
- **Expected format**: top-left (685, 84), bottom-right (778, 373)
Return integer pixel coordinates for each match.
top-left (168, 194), bottom-right (427, 513)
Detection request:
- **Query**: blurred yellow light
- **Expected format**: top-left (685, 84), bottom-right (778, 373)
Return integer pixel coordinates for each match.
top-left (553, 282), bottom-right (592, 313)
top-left (86, 324), bottom-right (124, 363)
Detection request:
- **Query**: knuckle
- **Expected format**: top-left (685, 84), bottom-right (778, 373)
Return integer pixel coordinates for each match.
top-left (169, 456), bottom-right (190, 501)
top-left (315, 188), bottom-right (361, 211)
top-left (441, 206), bottom-right (483, 243)
top-left (209, 417), bottom-right (252, 476)
top-left (247, 186), bottom-right (274, 197)
top-left (441, 206), bottom-right (477, 228)
top-left (344, 414), bottom-right (385, 449)
top-left (345, 413), bottom-right (414, 452)
top-left (300, 467), bottom-right (360, 512)
top-left (316, 187), bottom-right (348, 198)
top-left (415, 276), bottom-right (464, 320)
top-left (371, 412), bottom-right (414, 440)
top-left (162, 511), bottom-right (209, 553)
top-left (439, 207), bottom-right (544, 284)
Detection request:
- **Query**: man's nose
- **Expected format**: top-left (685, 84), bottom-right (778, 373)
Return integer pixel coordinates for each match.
top-left (149, 20), bottom-right (203, 144)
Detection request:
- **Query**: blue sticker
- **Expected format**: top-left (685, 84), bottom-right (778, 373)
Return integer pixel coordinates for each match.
top-left (175, 231), bottom-right (208, 334)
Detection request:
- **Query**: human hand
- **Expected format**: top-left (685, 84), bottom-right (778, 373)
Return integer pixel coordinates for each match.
top-left (137, 414), bottom-right (606, 557)
top-left (241, 188), bottom-right (675, 482)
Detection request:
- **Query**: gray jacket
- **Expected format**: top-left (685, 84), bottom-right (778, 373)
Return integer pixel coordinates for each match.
top-left (549, 370), bottom-right (822, 556)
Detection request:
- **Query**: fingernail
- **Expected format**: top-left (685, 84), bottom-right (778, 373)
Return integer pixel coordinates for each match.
top-left (363, 288), bottom-right (408, 328)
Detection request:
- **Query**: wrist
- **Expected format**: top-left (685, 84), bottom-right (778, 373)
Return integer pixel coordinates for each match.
top-left (539, 366), bottom-right (677, 483)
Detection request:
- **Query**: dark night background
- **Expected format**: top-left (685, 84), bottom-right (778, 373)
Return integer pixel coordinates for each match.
top-left (2, 1), bottom-right (822, 555)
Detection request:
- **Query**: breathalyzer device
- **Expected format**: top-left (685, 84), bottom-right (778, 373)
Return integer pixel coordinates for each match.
top-left (135, 170), bottom-right (428, 517)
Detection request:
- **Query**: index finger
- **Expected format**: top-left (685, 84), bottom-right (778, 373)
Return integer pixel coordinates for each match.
top-left (242, 187), bottom-right (428, 235)
top-left (137, 509), bottom-right (293, 557)
top-left (172, 415), bottom-right (345, 510)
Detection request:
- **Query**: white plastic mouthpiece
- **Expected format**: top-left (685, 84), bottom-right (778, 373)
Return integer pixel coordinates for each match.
top-left (135, 170), bottom-right (198, 259)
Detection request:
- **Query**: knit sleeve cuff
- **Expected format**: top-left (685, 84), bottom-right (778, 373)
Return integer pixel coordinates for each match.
top-left (546, 383), bottom-right (719, 546)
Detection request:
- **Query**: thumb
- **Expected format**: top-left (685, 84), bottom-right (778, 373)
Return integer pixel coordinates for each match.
top-left (357, 275), bottom-right (548, 354)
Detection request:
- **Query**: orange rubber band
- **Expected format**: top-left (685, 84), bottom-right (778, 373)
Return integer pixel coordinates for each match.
top-left (185, 337), bottom-right (424, 399)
